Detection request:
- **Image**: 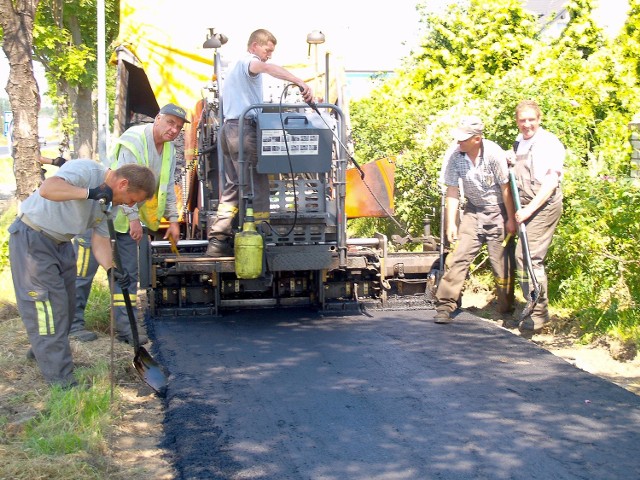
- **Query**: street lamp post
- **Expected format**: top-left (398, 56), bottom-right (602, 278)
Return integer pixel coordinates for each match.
top-left (306, 30), bottom-right (325, 102)
top-left (629, 114), bottom-right (640, 180)
top-left (97, 0), bottom-right (107, 163)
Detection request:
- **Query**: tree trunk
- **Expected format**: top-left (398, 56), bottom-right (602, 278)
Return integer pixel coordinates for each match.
top-left (74, 86), bottom-right (96, 159)
top-left (55, 84), bottom-right (72, 158)
top-left (66, 13), bottom-right (96, 159)
top-left (0, 0), bottom-right (43, 200)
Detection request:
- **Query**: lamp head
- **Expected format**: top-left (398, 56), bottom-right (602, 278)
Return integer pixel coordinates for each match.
top-left (306, 30), bottom-right (325, 45)
top-left (203, 29), bottom-right (228, 49)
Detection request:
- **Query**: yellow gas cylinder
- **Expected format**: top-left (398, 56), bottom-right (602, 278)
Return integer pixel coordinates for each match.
top-left (234, 207), bottom-right (263, 279)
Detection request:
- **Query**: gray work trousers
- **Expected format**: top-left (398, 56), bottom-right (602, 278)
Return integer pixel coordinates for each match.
top-left (209, 120), bottom-right (270, 238)
top-left (436, 204), bottom-right (515, 315)
top-left (8, 218), bottom-right (76, 387)
top-left (111, 231), bottom-right (140, 337)
top-left (72, 230), bottom-right (99, 331)
top-left (515, 198), bottom-right (562, 325)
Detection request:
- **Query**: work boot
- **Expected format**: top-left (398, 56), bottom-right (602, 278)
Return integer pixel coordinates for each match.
top-left (434, 310), bottom-right (452, 324)
top-left (519, 316), bottom-right (549, 334)
top-left (206, 237), bottom-right (233, 257)
top-left (69, 327), bottom-right (98, 342)
top-left (502, 317), bottom-right (520, 329)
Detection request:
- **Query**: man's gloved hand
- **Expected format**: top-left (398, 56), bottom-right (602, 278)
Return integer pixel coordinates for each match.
top-left (107, 267), bottom-right (132, 290)
top-left (51, 156), bottom-right (66, 167)
top-left (87, 183), bottom-right (113, 204)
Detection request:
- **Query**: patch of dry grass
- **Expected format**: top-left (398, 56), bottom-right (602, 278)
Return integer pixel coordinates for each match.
top-left (0, 294), bottom-right (172, 480)
top-left (0, 448), bottom-right (112, 480)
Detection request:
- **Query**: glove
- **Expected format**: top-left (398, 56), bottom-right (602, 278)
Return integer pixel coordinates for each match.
top-left (88, 183), bottom-right (113, 204)
top-left (108, 267), bottom-right (132, 290)
top-left (51, 156), bottom-right (66, 167)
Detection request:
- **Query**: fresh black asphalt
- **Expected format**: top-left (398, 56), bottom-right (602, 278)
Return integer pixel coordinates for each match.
top-left (149, 307), bottom-right (640, 480)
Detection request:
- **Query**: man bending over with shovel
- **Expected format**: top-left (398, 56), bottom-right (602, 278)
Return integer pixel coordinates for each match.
top-left (8, 161), bottom-right (155, 389)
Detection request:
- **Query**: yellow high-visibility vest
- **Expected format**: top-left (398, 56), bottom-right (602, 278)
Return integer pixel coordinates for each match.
top-left (110, 125), bottom-right (172, 232)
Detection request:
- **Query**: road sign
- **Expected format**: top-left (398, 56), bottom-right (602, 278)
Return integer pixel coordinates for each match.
top-left (3, 111), bottom-right (13, 137)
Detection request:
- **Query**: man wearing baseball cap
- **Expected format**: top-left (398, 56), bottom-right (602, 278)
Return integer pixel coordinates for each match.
top-left (159, 103), bottom-right (190, 123)
top-left (433, 115), bottom-right (517, 324)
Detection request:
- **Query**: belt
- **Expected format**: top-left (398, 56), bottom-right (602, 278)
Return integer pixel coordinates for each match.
top-left (18, 214), bottom-right (69, 245)
top-left (226, 117), bottom-right (256, 126)
top-left (464, 203), bottom-right (505, 215)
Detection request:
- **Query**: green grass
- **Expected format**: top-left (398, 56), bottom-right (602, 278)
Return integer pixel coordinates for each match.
top-left (0, 202), bottom-right (16, 273)
top-left (0, 154), bottom-right (14, 186)
top-left (84, 271), bottom-right (112, 333)
top-left (0, 310), bottom-right (133, 479)
top-left (24, 363), bottom-right (113, 455)
top-left (0, 146), bottom-right (65, 183)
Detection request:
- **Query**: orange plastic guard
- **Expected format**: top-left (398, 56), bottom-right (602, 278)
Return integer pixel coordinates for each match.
top-left (345, 156), bottom-right (396, 219)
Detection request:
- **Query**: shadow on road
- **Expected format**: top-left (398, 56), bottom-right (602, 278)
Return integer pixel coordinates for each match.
top-left (151, 308), bottom-right (640, 480)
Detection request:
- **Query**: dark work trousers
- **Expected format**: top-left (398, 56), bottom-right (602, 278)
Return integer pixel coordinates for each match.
top-left (436, 204), bottom-right (515, 315)
top-left (514, 198), bottom-right (562, 326)
top-left (8, 218), bottom-right (76, 387)
top-left (209, 120), bottom-right (270, 239)
top-left (72, 230), bottom-right (99, 332)
top-left (111, 231), bottom-right (140, 337)
top-left (514, 148), bottom-right (563, 326)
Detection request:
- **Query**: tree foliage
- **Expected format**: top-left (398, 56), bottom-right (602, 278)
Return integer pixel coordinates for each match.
top-left (1, 0), bottom-right (118, 195)
top-left (351, 0), bottom-right (640, 342)
top-left (410, 0), bottom-right (538, 101)
top-left (33, 0), bottom-right (119, 158)
top-left (619, 0), bottom-right (640, 81)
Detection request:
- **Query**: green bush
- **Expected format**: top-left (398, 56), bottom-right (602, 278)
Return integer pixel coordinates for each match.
top-left (351, 0), bottom-right (640, 348)
top-left (550, 172), bottom-right (640, 339)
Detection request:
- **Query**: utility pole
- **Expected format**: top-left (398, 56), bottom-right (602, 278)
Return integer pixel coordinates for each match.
top-left (97, 0), bottom-right (108, 164)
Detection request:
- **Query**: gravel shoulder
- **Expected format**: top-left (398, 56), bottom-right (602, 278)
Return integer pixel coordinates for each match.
top-left (462, 289), bottom-right (640, 395)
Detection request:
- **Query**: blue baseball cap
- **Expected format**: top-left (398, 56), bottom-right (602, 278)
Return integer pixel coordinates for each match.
top-left (159, 103), bottom-right (190, 123)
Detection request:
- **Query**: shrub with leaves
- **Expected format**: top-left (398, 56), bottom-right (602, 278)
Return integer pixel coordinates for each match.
top-left (350, 0), bottom-right (640, 346)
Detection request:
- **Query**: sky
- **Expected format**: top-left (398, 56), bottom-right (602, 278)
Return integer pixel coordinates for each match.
top-left (115, 0), bottom-right (427, 72)
top-left (0, 0), bottom-right (632, 104)
top-left (0, 0), bottom-right (426, 99)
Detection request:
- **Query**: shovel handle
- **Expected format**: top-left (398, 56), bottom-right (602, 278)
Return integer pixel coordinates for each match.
top-left (508, 169), bottom-right (522, 211)
top-left (509, 169), bottom-right (542, 303)
top-left (102, 205), bottom-right (167, 396)
top-left (121, 286), bottom-right (142, 350)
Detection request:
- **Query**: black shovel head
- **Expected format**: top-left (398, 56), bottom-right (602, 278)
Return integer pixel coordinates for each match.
top-left (133, 347), bottom-right (168, 397)
top-left (520, 284), bottom-right (542, 320)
